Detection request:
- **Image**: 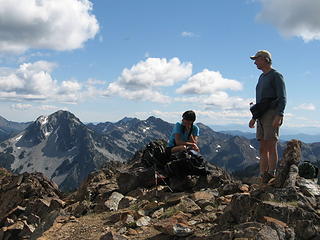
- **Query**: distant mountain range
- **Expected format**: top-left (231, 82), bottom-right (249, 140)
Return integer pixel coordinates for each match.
top-left (0, 111), bottom-right (319, 191)
top-left (0, 116), bottom-right (30, 142)
top-left (0, 112), bottom-right (182, 191)
top-left (210, 123), bottom-right (320, 135)
top-left (220, 129), bottom-right (320, 143)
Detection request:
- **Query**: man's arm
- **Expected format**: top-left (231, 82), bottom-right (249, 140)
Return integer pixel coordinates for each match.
top-left (249, 118), bottom-right (256, 128)
top-left (274, 72), bottom-right (286, 116)
top-left (273, 72), bottom-right (286, 128)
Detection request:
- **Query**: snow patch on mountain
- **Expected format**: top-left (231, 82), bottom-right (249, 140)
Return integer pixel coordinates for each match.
top-left (38, 116), bottom-right (48, 125)
top-left (143, 127), bottom-right (150, 133)
top-left (9, 135), bottom-right (73, 183)
top-left (15, 135), bottom-right (23, 142)
top-left (45, 131), bottom-right (52, 137)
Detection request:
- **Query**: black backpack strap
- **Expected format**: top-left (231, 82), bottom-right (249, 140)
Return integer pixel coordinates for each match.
top-left (187, 124), bottom-right (193, 140)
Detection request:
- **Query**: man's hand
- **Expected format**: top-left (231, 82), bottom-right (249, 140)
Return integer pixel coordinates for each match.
top-left (273, 115), bottom-right (283, 128)
top-left (249, 118), bottom-right (256, 128)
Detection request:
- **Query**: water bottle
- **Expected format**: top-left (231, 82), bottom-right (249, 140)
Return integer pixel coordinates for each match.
top-left (249, 102), bottom-right (254, 110)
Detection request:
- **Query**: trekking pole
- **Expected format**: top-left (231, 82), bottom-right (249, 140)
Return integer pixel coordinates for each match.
top-left (159, 175), bottom-right (173, 192)
top-left (153, 165), bottom-right (173, 193)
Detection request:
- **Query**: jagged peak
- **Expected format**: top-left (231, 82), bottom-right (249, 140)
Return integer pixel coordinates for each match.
top-left (146, 116), bottom-right (162, 122)
top-left (49, 110), bottom-right (76, 119)
top-left (116, 117), bottom-right (140, 125)
top-left (47, 110), bottom-right (83, 125)
top-left (32, 111), bottom-right (82, 127)
top-left (35, 115), bottom-right (48, 125)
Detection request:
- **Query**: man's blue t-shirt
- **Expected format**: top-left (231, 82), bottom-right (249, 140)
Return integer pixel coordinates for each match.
top-left (167, 122), bottom-right (200, 147)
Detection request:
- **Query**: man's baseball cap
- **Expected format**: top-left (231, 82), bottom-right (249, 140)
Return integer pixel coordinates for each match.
top-left (250, 50), bottom-right (272, 61)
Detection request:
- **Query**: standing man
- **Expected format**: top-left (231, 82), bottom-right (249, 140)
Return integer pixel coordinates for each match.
top-left (249, 50), bottom-right (286, 183)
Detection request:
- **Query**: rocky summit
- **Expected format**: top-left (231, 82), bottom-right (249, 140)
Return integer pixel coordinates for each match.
top-left (0, 139), bottom-right (319, 240)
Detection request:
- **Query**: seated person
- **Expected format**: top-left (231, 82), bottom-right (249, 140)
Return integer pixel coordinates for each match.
top-left (167, 110), bottom-right (200, 155)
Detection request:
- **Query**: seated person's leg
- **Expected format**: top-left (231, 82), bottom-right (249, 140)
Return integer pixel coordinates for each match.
top-left (171, 145), bottom-right (187, 153)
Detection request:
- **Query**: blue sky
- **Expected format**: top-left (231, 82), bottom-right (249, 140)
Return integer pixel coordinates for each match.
top-left (0, 0), bottom-right (320, 133)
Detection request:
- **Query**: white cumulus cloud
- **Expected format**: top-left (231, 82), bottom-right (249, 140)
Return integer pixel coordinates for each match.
top-left (0, 61), bottom-right (57, 97)
top-left (258, 0), bottom-right (320, 42)
top-left (176, 69), bottom-right (242, 95)
top-left (203, 92), bottom-right (250, 110)
top-left (0, 61), bottom-right (99, 103)
top-left (38, 105), bottom-right (61, 111)
top-left (174, 69), bottom-right (247, 110)
top-left (11, 103), bottom-right (33, 110)
top-left (87, 78), bottom-right (105, 85)
top-left (0, 0), bottom-right (99, 53)
top-left (294, 103), bottom-right (316, 111)
top-left (59, 81), bottom-right (82, 94)
top-left (134, 109), bottom-right (251, 125)
top-left (175, 93), bottom-right (251, 110)
top-left (105, 57), bottom-right (192, 103)
top-left (181, 32), bottom-right (197, 38)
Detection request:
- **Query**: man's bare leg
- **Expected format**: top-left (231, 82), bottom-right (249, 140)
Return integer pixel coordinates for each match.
top-left (266, 139), bottom-right (278, 176)
top-left (259, 139), bottom-right (269, 174)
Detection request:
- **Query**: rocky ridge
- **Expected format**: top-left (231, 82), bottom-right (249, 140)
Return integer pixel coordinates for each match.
top-left (0, 167), bottom-right (64, 240)
top-left (0, 139), bottom-right (319, 240)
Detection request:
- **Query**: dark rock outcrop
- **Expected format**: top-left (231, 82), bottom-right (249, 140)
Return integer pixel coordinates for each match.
top-left (215, 140), bottom-right (320, 240)
top-left (0, 168), bottom-right (64, 239)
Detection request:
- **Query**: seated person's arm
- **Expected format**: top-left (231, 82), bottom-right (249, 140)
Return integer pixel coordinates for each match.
top-left (174, 134), bottom-right (199, 151)
top-left (189, 135), bottom-right (198, 144)
top-left (189, 135), bottom-right (199, 151)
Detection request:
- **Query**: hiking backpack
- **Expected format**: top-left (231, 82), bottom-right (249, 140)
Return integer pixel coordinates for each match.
top-left (141, 140), bottom-right (168, 170)
top-left (164, 149), bottom-right (208, 177)
top-left (298, 161), bottom-right (319, 179)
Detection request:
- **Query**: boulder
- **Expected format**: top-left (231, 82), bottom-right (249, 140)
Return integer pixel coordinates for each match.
top-left (105, 192), bottom-right (124, 211)
top-left (0, 171), bottom-right (63, 240)
top-left (117, 168), bottom-right (156, 194)
top-left (100, 231), bottom-right (128, 240)
top-left (273, 139), bottom-right (301, 188)
top-left (154, 213), bottom-right (193, 237)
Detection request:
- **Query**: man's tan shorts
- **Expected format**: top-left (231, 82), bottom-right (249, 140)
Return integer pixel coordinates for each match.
top-left (256, 108), bottom-right (279, 141)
